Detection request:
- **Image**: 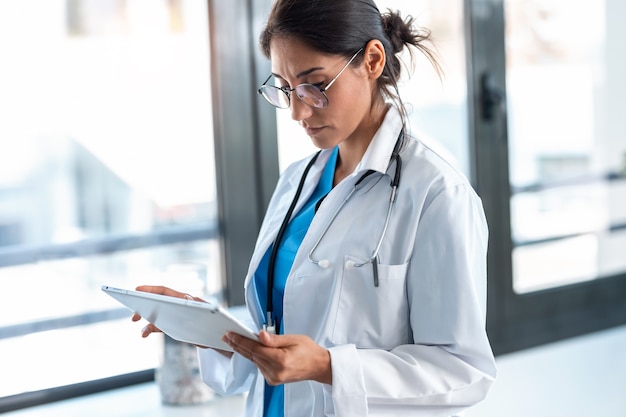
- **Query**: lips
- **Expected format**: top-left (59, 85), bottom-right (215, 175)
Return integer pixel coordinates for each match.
top-left (304, 126), bottom-right (325, 136)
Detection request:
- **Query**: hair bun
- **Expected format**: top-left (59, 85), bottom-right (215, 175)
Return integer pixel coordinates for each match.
top-left (381, 10), bottom-right (410, 54)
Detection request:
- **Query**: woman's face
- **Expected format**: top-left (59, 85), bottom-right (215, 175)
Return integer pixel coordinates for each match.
top-left (269, 37), bottom-right (382, 150)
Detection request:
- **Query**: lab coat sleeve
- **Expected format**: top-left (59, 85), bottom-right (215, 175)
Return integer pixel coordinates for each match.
top-left (327, 183), bottom-right (496, 417)
top-left (197, 347), bottom-right (256, 395)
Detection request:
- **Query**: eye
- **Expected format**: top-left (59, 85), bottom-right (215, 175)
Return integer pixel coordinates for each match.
top-left (300, 81), bottom-right (325, 92)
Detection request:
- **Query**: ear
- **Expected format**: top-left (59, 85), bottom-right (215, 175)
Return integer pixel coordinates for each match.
top-left (363, 39), bottom-right (386, 80)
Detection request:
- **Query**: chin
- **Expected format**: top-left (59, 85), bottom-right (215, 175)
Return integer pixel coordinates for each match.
top-left (309, 136), bottom-right (337, 150)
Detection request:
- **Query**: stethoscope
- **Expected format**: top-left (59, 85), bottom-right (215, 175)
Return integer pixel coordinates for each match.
top-left (264, 132), bottom-right (403, 334)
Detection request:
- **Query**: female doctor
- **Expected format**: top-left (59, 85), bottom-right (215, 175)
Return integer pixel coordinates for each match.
top-left (134, 0), bottom-right (496, 416)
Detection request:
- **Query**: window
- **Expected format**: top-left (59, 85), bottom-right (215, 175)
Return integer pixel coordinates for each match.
top-left (467, 0), bottom-right (626, 354)
top-left (0, 0), bottom-right (221, 404)
top-left (504, 0), bottom-right (626, 293)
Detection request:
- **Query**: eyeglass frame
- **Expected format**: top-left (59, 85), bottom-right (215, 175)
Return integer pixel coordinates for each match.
top-left (257, 48), bottom-right (364, 109)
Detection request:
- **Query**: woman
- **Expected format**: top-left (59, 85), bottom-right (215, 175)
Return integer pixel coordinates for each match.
top-left (135, 0), bottom-right (496, 416)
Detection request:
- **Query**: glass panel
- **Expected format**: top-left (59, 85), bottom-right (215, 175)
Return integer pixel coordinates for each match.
top-left (0, 241), bottom-right (222, 397)
top-left (0, 0), bottom-right (220, 398)
top-left (505, 0), bottom-right (626, 292)
top-left (276, 0), bottom-right (469, 177)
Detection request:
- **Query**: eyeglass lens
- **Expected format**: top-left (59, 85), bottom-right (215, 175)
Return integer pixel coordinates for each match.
top-left (260, 83), bottom-right (328, 109)
top-left (259, 48), bottom-right (363, 110)
top-left (259, 85), bottom-right (291, 109)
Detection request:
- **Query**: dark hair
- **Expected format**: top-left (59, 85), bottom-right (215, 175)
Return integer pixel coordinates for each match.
top-left (259, 0), bottom-right (440, 123)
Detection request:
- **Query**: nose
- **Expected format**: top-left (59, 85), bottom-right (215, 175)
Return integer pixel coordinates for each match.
top-left (290, 95), bottom-right (313, 122)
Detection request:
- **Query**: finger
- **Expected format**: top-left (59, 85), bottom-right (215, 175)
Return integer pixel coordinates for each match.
top-left (246, 346), bottom-right (289, 386)
top-left (230, 332), bottom-right (286, 364)
top-left (231, 339), bottom-right (286, 376)
top-left (131, 312), bottom-right (142, 322)
top-left (183, 294), bottom-right (207, 303)
top-left (228, 343), bottom-right (254, 363)
top-left (135, 285), bottom-right (185, 298)
top-left (223, 333), bottom-right (295, 385)
top-left (222, 333), bottom-right (263, 363)
top-left (258, 330), bottom-right (298, 349)
top-left (135, 285), bottom-right (206, 303)
top-left (224, 332), bottom-right (264, 351)
top-left (223, 333), bottom-right (254, 356)
top-left (140, 323), bottom-right (162, 338)
top-left (258, 330), bottom-right (288, 347)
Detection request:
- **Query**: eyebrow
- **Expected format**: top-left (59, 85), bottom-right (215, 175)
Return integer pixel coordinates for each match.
top-left (272, 66), bottom-right (325, 80)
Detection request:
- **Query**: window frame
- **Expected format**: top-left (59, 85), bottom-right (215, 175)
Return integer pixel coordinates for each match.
top-left (465, 0), bottom-right (626, 356)
top-left (208, 0), bottom-right (278, 307)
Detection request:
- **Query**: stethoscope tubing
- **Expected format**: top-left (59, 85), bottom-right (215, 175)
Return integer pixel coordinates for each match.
top-left (265, 132), bottom-right (403, 332)
top-left (308, 141), bottom-right (402, 270)
top-left (265, 150), bottom-right (320, 332)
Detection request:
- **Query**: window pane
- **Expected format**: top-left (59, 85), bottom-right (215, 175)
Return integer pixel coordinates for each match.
top-left (505, 0), bottom-right (626, 292)
top-left (0, 0), bottom-right (220, 398)
top-left (276, 0), bottom-right (469, 177)
top-left (379, 0), bottom-right (469, 176)
top-left (0, 0), bottom-right (215, 247)
top-left (0, 241), bottom-right (221, 397)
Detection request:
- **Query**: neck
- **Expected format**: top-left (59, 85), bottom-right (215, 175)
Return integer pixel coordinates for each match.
top-left (333, 102), bottom-right (389, 186)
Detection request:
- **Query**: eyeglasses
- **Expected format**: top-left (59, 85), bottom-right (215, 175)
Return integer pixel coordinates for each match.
top-left (257, 48), bottom-right (363, 109)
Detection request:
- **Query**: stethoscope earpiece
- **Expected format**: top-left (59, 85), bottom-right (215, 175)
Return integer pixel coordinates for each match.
top-left (318, 259), bottom-right (331, 269)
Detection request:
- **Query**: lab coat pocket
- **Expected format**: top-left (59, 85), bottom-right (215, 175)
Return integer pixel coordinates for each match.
top-left (331, 255), bottom-right (410, 349)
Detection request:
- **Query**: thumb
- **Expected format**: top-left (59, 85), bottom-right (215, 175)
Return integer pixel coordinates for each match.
top-left (259, 330), bottom-right (289, 347)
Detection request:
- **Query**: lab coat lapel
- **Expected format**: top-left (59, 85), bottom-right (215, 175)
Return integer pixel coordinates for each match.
top-left (243, 150), bottom-right (331, 329)
top-left (283, 108), bottom-right (402, 340)
top-left (244, 150), bottom-right (332, 288)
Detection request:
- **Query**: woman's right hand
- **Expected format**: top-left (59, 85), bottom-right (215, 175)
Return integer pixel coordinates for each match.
top-left (131, 285), bottom-right (204, 338)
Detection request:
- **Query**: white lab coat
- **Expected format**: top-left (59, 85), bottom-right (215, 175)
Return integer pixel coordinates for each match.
top-left (198, 106), bottom-right (496, 417)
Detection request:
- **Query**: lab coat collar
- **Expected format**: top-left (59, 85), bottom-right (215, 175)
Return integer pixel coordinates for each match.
top-left (285, 105), bottom-right (403, 189)
top-left (354, 105), bottom-right (404, 176)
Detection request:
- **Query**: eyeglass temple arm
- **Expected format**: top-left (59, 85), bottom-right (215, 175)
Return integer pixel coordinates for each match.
top-left (323, 48), bottom-right (364, 92)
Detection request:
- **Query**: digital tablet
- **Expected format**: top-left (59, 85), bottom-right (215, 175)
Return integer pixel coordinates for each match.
top-left (102, 285), bottom-right (259, 351)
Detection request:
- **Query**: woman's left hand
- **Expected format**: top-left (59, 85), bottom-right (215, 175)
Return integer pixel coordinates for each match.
top-left (222, 330), bottom-right (332, 386)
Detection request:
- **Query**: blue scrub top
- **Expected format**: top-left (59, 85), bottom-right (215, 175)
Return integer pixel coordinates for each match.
top-left (253, 146), bottom-right (338, 417)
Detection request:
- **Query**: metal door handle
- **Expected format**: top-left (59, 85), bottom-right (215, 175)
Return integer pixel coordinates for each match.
top-left (480, 72), bottom-right (505, 121)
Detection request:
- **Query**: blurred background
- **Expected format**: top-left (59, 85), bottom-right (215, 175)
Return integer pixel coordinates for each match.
top-left (0, 0), bottom-right (624, 416)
